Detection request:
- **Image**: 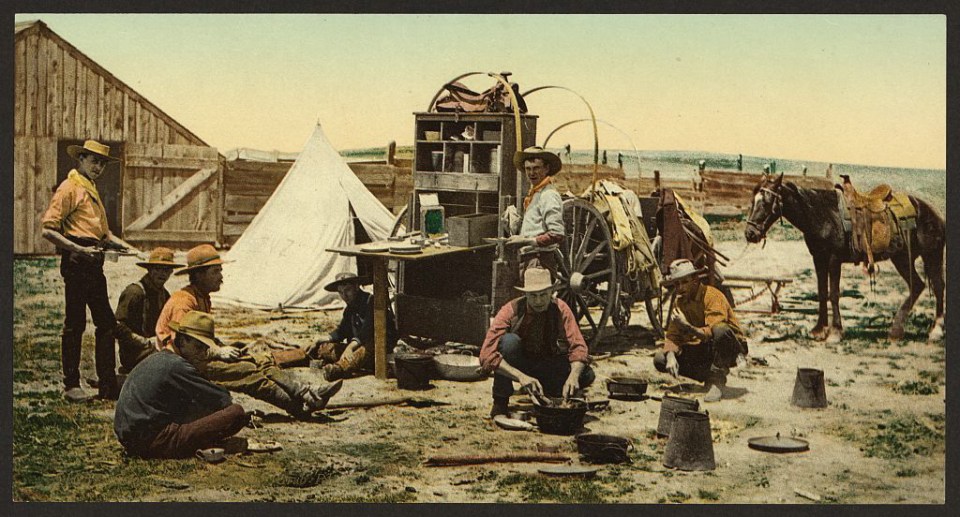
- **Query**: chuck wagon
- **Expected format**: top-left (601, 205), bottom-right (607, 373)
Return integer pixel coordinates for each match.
top-left (387, 72), bottom-right (665, 350)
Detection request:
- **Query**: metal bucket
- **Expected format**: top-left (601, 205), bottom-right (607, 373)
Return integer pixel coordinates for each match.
top-left (662, 410), bottom-right (716, 471)
top-left (394, 353), bottom-right (434, 390)
top-left (656, 395), bottom-right (700, 437)
top-left (791, 368), bottom-right (828, 408)
top-left (575, 433), bottom-right (633, 464)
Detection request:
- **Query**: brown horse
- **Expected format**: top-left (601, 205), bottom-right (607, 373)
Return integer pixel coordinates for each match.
top-left (743, 173), bottom-right (945, 341)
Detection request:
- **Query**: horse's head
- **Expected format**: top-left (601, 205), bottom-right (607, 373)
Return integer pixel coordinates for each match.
top-left (744, 172), bottom-right (784, 243)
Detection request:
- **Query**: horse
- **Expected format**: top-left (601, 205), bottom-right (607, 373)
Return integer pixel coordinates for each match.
top-left (743, 173), bottom-right (945, 342)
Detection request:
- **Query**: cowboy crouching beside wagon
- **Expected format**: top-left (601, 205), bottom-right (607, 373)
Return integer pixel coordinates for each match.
top-left (479, 268), bottom-right (595, 418)
top-left (654, 259), bottom-right (748, 402)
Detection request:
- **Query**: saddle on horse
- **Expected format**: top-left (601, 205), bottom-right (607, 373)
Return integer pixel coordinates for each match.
top-left (838, 175), bottom-right (917, 273)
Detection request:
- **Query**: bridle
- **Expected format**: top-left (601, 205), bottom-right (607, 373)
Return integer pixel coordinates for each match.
top-left (746, 184), bottom-right (783, 241)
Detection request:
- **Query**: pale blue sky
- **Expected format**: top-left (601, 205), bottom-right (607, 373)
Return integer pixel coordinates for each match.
top-left (15, 14), bottom-right (946, 169)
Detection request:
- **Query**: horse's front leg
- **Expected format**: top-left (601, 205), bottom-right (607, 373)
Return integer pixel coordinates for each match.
top-left (889, 253), bottom-right (925, 340)
top-left (827, 256), bottom-right (844, 342)
top-left (811, 254), bottom-right (830, 341)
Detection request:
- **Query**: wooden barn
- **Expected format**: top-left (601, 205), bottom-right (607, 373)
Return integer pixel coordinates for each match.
top-left (14, 20), bottom-right (223, 255)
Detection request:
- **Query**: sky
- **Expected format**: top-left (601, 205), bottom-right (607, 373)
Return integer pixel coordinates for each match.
top-left (14, 13), bottom-right (947, 170)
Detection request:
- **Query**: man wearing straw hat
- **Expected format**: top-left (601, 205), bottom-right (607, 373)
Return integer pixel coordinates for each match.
top-left (40, 139), bottom-right (129, 402)
top-left (654, 259), bottom-right (748, 402)
top-left (312, 272), bottom-right (398, 382)
top-left (156, 245), bottom-right (342, 419)
top-left (506, 146), bottom-right (565, 283)
top-left (479, 268), bottom-right (595, 418)
top-left (115, 247), bottom-right (183, 376)
top-left (115, 311), bottom-right (249, 459)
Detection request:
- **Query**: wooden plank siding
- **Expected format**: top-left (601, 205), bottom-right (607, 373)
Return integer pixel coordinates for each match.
top-left (14, 21), bottom-right (223, 254)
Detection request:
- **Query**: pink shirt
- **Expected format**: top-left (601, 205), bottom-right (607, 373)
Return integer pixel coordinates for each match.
top-left (479, 297), bottom-right (589, 373)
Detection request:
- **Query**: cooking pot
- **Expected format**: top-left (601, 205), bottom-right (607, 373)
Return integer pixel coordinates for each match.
top-left (575, 433), bottom-right (633, 464)
top-left (605, 377), bottom-right (648, 398)
top-left (433, 354), bottom-right (487, 382)
top-left (533, 397), bottom-right (587, 435)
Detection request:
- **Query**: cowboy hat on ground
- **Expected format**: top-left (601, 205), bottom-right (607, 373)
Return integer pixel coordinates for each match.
top-left (514, 267), bottom-right (558, 293)
top-left (175, 244), bottom-right (230, 276)
top-left (662, 259), bottom-right (708, 285)
top-left (67, 140), bottom-right (120, 162)
top-left (513, 146), bottom-right (562, 176)
top-left (136, 247), bottom-right (184, 269)
top-left (169, 311), bottom-right (220, 349)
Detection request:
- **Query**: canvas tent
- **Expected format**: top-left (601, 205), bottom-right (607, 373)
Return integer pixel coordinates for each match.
top-left (215, 124), bottom-right (395, 309)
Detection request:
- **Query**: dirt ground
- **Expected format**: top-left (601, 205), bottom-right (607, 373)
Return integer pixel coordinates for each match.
top-left (11, 236), bottom-right (945, 503)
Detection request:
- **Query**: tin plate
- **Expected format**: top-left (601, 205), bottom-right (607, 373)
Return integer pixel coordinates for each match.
top-left (748, 435), bottom-right (810, 453)
top-left (538, 465), bottom-right (599, 478)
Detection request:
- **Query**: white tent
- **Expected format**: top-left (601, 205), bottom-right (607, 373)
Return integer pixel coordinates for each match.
top-left (215, 124), bottom-right (395, 309)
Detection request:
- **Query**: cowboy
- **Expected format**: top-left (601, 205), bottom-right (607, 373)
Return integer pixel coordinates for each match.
top-left (156, 246), bottom-right (339, 419)
top-left (479, 268), bottom-right (595, 417)
top-left (115, 247), bottom-right (183, 375)
top-left (312, 272), bottom-right (398, 382)
top-left (654, 259), bottom-right (748, 402)
top-left (506, 146), bottom-right (565, 282)
top-left (114, 311), bottom-right (249, 459)
top-left (40, 139), bottom-right (127, 402)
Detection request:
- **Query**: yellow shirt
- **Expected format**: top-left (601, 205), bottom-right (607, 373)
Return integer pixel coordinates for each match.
top-left (40, 169), bottom-right (111, 240)
top-left (666, 284), bottom-right (745, 349)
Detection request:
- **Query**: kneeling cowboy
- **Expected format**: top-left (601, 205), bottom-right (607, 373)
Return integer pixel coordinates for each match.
top-left (654, 259), bottom-right (748, 402)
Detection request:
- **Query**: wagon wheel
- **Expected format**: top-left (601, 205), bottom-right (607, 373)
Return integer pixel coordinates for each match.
top-left (555, 198), bottom-right (618, 349)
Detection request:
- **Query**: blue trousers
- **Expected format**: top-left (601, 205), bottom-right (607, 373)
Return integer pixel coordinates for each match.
top-left (492, 333), bottom-right (595, 399)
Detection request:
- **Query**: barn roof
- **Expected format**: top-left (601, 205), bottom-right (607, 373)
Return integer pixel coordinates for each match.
top-left (15, 19), bottom-right (212, 148)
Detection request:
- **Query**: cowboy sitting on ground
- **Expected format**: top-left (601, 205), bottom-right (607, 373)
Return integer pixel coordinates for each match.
top-left (114, 311), bottom-right (249, 459)
top-left (155, 244), bottom-right (310, 368)
top-left (115, 247), bottom-right (183, 376)
top-left (156, 245), bottom-right (341, 419)
top-left (312, 272), bottom-right (398, 382)
top-left (505, 147), bottom-right (565, 283)
top-left (479, 268), bottom-right (595, 418)
top-left (654, 259), bottom-right (748, 402)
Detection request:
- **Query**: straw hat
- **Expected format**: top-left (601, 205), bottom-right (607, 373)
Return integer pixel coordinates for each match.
top-left (324, 272), bottom-right (369, 292)
top-left (67, 140), bottom-right (120, 162)
top-left (662, 259), bottom-right (707, 285)
top-left (169, 311), bottom-right (219, 349)
top-left (513, 146), bottom-right (562, 176)
top-left (514, 268), bottom-right (558, 293)
top-left (136, 246), bottom-right (183, 269)
top-left (174, 244), bottom-right (230, 276)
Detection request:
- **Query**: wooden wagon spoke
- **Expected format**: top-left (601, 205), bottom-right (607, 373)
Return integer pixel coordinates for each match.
top-left (584, 268), bottom-right (613, 279)
top-left (578, 242), bottom-right (609, 271)
top-left (584, 290), bottom-right (607, 306)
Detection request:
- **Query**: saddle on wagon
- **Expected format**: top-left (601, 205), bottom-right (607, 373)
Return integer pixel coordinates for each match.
top-left (837, 175), bottom-right (917, 274)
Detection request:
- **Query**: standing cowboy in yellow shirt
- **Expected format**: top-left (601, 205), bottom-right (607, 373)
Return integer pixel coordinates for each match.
top-left (41, 140), bottom-right (129, 402)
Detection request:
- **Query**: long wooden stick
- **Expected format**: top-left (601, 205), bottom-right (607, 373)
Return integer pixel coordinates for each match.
top-left (324, 397), bottom-right (413, 409)
top-left (424, 453), bottom-right (571, 467)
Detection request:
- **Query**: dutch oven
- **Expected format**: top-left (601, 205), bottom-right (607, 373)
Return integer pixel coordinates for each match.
top-left (605, 376), bottom-right (648, 398)
top-left (533, 397), bottom-right (588, 435)
top-left (575, 433), bottom-right (633, 464)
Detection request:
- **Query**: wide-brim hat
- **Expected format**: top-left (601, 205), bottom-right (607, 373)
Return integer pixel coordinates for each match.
top-left (67, 140), bottom-right (120, 162)
top-left (514, 267), bottom-right (558, 293)
top-left (324, 272), bottom-right (370, 292)
top-left (136, 246), bottom-right (184, 269)
top-left (174, 244), bottom-right (230, 275)
top-left (514, 146), bottom-right (562, 176)
top-left (169, 311), bottom-right (219, 349)
top-left (662, 259), bottom-right (708, 285)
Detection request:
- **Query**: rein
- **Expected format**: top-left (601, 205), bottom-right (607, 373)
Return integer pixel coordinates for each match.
top-left (746, 186), bottom-right (784, 243)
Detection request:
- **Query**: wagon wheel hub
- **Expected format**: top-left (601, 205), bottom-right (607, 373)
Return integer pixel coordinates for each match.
top-left (568, 272), bottom-right (587, 295)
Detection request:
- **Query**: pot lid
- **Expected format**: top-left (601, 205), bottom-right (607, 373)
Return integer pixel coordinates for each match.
top-left (537, 465), bottom-right (598, 478)
top-left (748, 433), bottom-right (810, 453)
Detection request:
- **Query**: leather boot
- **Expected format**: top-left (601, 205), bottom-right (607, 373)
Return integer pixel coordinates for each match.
top-left (271, 348), bottom-right (309, 368)
top-left (490, 397), bottom-right (510, 418)
top-left (704, 368), bottom-right (727, 403)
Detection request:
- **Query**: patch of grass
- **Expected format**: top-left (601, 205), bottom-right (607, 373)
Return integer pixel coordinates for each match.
top-left (698, 488), bottom-right (720, 501)
top-left (895, 468), bottom-right (919, 477)
top-left (893, 381), bottom-right (939, 396)
top-left (327, 441), bottom-right (419, 477)
top-left (666, 490), bottom-right (691, 503)
top-left (495, 473), bottom-right (617, 503)
top-left (918, 369), bottom-right (943, 384)
top-left (862, 417), bottom-right (943, 459)
top-left (274, 461), bottom-right (345, 488)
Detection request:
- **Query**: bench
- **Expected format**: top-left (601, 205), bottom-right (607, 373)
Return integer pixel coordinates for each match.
top-left (723, 274), bottom-right (794, 313)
